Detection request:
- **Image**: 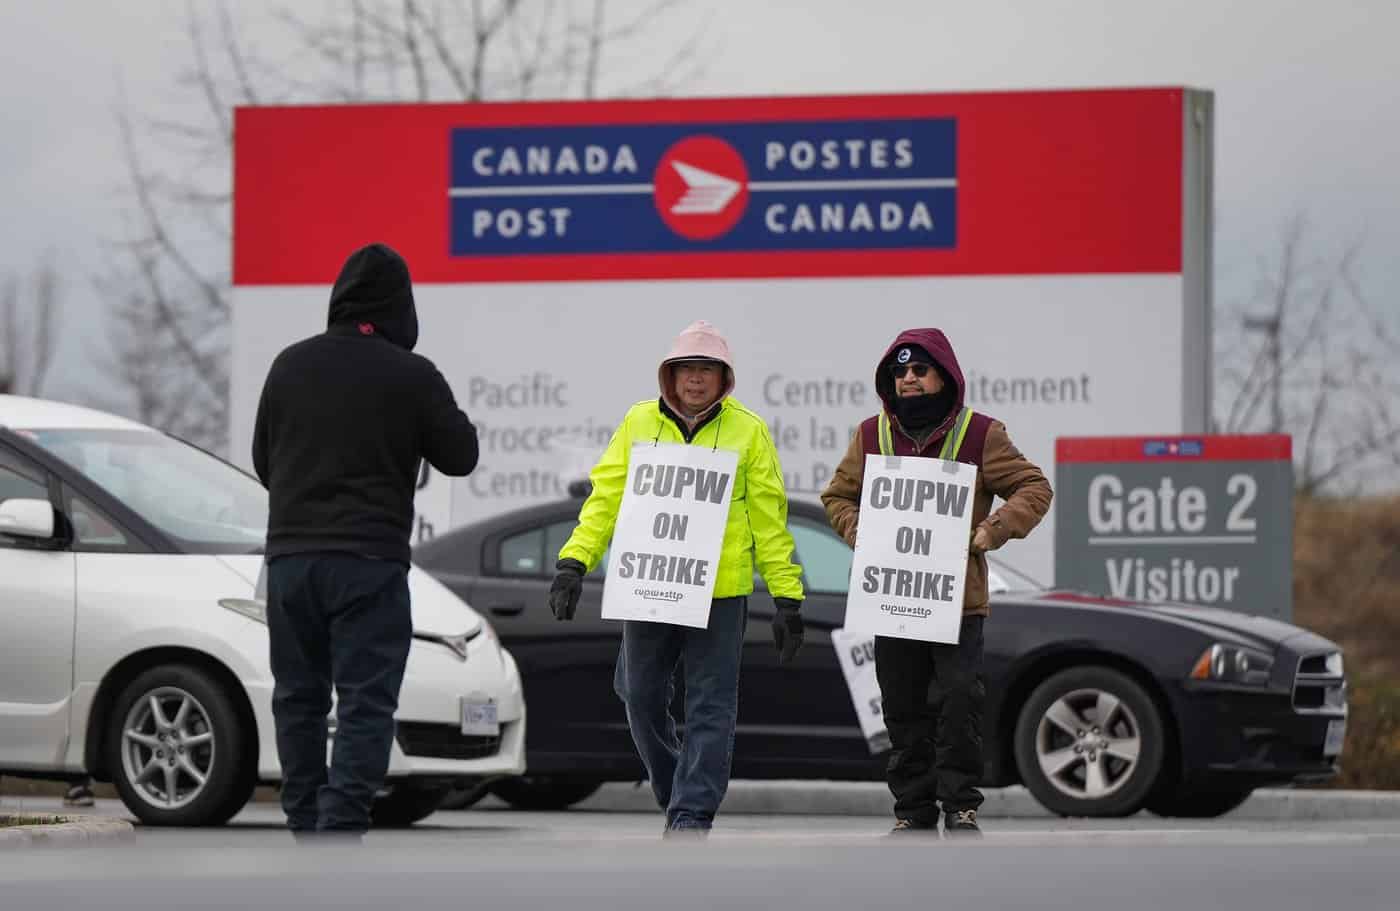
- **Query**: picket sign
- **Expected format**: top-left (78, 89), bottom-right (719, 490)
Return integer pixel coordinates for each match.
top-left (843, 453), bottom-right (978, 643)
top-left (600, 443), bottom-right (738, 629)
top-left (830, 627), bottom-right (890, 755)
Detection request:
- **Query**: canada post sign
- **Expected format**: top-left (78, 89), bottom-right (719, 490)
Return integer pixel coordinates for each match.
top-left (449, 119), bottom-right (957, 255)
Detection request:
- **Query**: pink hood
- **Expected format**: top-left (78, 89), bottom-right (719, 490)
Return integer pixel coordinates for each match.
top-left (658, 320), bottom-right (736, 419)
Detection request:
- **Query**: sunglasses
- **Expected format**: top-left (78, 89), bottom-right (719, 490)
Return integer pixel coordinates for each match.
top-left (890, 363), bottom-right (933, 379)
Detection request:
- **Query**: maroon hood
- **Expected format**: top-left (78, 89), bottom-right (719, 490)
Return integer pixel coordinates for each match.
top-left (875, 327), bottom-right (967, 438)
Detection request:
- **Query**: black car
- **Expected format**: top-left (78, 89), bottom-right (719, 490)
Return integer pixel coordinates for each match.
top-left (415, 497), bottom-right (1347, 818)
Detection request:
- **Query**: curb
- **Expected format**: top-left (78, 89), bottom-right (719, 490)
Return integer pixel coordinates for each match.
top-left (0, 813), bottom-right (136, 850)
top-left (574, 782), bottom-right (1400, 820)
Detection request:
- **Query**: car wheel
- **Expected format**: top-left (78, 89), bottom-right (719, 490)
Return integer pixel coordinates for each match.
top-left (1014, 666), bottom-right (1165, 817)
top-left (371, 780), bottom-right (453, 827)
top-left (1146, 787), bottom-right (1254, 818)
top-left (489, 776), bottom-right (604, 811)
top-left (106, 664), bottom-right (255, 827)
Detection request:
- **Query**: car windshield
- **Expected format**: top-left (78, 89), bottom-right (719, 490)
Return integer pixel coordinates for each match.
top-left (21, 428), bottom-right (268, 554)
top-left (988, 559), bottom-right (1044, 591)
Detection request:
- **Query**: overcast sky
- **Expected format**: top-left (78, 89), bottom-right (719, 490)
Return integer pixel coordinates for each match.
top-left (2, 0), bottom-right (1397, 403)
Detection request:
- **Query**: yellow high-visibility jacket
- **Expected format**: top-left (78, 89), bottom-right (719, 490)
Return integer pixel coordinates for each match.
top-left (558, 397), bottom-right (804, 602)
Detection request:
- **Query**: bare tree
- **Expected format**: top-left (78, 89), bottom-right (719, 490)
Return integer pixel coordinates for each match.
top-left (104, 0), bottom-right (709, 451)
top-left (1215, 216), bottom-right (1400, 494)
top-left (0, 264), bottom-right (61, 398)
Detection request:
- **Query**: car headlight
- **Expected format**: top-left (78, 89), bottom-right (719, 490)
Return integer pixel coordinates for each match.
top-left (1189, 643), bottom-right (1274, 686)
top-left (219, 598), bottom-right (268, 625)
top-left (478, 616), bottom-right (504, 658)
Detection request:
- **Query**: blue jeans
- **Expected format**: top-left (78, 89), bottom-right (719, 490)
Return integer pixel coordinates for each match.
top-left (267, 553), bottom-right (412, 834)
top-left (613, 597), bottom-right (748, 831)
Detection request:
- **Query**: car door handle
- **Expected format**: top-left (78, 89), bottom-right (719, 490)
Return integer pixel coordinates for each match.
top-left (489, 602), bottom-right (526, 617)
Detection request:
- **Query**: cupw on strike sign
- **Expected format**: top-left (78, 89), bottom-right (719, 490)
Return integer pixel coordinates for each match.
top-left (831, 628), bottom-right (890, 755)
top-left (844, 455), bottom-right (977, 644)
top-left (601, 444), bottom-right (738, 629)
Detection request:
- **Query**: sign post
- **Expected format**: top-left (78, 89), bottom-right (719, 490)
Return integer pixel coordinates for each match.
top-left (843, 454), bottom-right (977, 643)
top-left (600, 443), bottom-right (738, 629)
top-left (1054, 435), bottom-right (1293, 620)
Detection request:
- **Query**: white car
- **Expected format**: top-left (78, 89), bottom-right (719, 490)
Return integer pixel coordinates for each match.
top-left (0, 394), bottom-right (525, 826)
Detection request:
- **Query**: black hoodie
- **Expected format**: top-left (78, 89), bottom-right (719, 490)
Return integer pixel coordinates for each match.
top-left (251, 243), bottom-right (478, 563)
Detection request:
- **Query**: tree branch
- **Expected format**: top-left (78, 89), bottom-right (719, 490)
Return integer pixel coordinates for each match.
top-left (401, 0), bottom-right (431, 101)
top-left (216, 0), bottom-right (261, 105)
top-left (407, 0), bottom-right (473, 98)
top-left (184, 2), bottom-right (233, 146)
top-left (117, 108), bottom-right (229, 319)
top-left (583, 0), bottom-right (605, 99)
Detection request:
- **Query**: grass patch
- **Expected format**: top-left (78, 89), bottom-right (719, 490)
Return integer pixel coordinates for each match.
top-left (0, 814), bottom-right (68, 828)
top-left (1293, 494), bottom-right (1400, 790)
top-left (1332, 676), bottom-right (1400, 790)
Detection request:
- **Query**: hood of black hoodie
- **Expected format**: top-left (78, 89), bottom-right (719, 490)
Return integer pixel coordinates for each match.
top-left (326, 243), bottom-right (419, 350)
top-left (875, 328), bottom-right (967, 442)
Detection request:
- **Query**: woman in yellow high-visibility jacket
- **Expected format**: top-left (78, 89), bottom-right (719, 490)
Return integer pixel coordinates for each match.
top-left (549, 320), bottom-right (805, 835)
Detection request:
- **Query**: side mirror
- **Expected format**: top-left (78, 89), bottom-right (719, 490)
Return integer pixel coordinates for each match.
top-left (0, 498), bottom-right (56, 540)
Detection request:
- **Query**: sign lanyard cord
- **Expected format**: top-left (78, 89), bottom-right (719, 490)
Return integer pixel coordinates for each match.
top-left (653, 408), bottom-right (724, 450)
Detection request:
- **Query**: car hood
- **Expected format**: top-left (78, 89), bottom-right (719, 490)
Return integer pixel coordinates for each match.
top-left (1023, 590), bottom-right (1323, 650)
top-left (215, 555), bottom-right (483, 639)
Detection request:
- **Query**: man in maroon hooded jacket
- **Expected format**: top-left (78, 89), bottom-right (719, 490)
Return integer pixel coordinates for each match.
top-left (821, 328), bottom-right (1052, 836)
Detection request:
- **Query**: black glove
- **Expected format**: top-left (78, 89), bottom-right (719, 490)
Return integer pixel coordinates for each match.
top-left (771, 597), bottom-right (804, 664)
top-left (549, 558), bottom-right (586, 621)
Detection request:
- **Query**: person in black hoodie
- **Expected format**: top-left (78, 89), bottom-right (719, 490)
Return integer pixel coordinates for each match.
top-left (252, 243), bottom-right (478, 837)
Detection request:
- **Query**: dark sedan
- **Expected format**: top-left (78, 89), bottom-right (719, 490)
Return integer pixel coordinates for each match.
top-left (415, 497), bottom-right (1347, 818)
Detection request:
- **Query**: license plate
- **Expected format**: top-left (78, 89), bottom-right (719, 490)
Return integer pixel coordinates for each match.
top-left (460, 698), bottom-right (499, 737)
top-left (1323, 718), bottom-right (1346, 757)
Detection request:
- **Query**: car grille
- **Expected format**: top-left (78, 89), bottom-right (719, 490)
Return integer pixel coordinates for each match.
top-left (396, 722), bottom-right (503, 760)
top-left (1293, 651), bottom-right (1346, 714)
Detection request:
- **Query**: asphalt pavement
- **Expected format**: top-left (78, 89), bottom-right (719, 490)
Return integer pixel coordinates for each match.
top-left (3, 797), bottom-right (1399, 910)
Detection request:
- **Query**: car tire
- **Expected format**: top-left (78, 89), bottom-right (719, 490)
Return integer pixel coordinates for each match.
top-left (437, 778), bottom-right (494, 811)
top-left (371, 780), bottom-right (453, 827)
top-left (106, 664), bottom-right (255, 827)
top-left (1014, 666), bottom-right (1165, 817)
top-left (489, 776), bottom-right (604, 811)
top-left (1146, 787), bottom-right (1254, 818)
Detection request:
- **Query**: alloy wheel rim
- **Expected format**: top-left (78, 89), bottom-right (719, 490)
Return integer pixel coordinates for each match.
top-left (1035, 687), bottom-right (1142, 801)
top-left (120, 686), bottom-right (216, 810)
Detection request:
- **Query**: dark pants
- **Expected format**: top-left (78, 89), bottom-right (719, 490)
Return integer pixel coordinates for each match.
top-left (267, 553), bottom-right (412, 834)
top-left (613, 597), bottom-right (748, 831)
top-left (874, 614), bottom-right (986, 824)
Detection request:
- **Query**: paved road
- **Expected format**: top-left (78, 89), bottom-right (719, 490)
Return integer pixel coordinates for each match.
top-left (4, 798), bottom-right (1399, 909)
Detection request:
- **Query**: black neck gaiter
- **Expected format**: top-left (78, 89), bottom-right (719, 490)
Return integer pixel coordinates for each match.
top-left (893, 386), bottom-right (957, 433)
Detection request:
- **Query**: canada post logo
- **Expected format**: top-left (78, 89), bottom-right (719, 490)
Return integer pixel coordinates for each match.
top-left (1143, 439), bottom-right (1204, 458)
top-left (449, 118), bottom-right (957, 256)
top-left (654, 136), bottom-right (750, 240)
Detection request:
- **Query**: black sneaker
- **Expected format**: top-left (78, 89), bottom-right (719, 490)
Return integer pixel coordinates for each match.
top-left (944, 809), bottom-right (982, 837)
top-left (663, 822), bottom-right (711, 839)
top-left (63, 784), bottom-right (95, 808)
top-left (888, 818), bottom-right (938, 836)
